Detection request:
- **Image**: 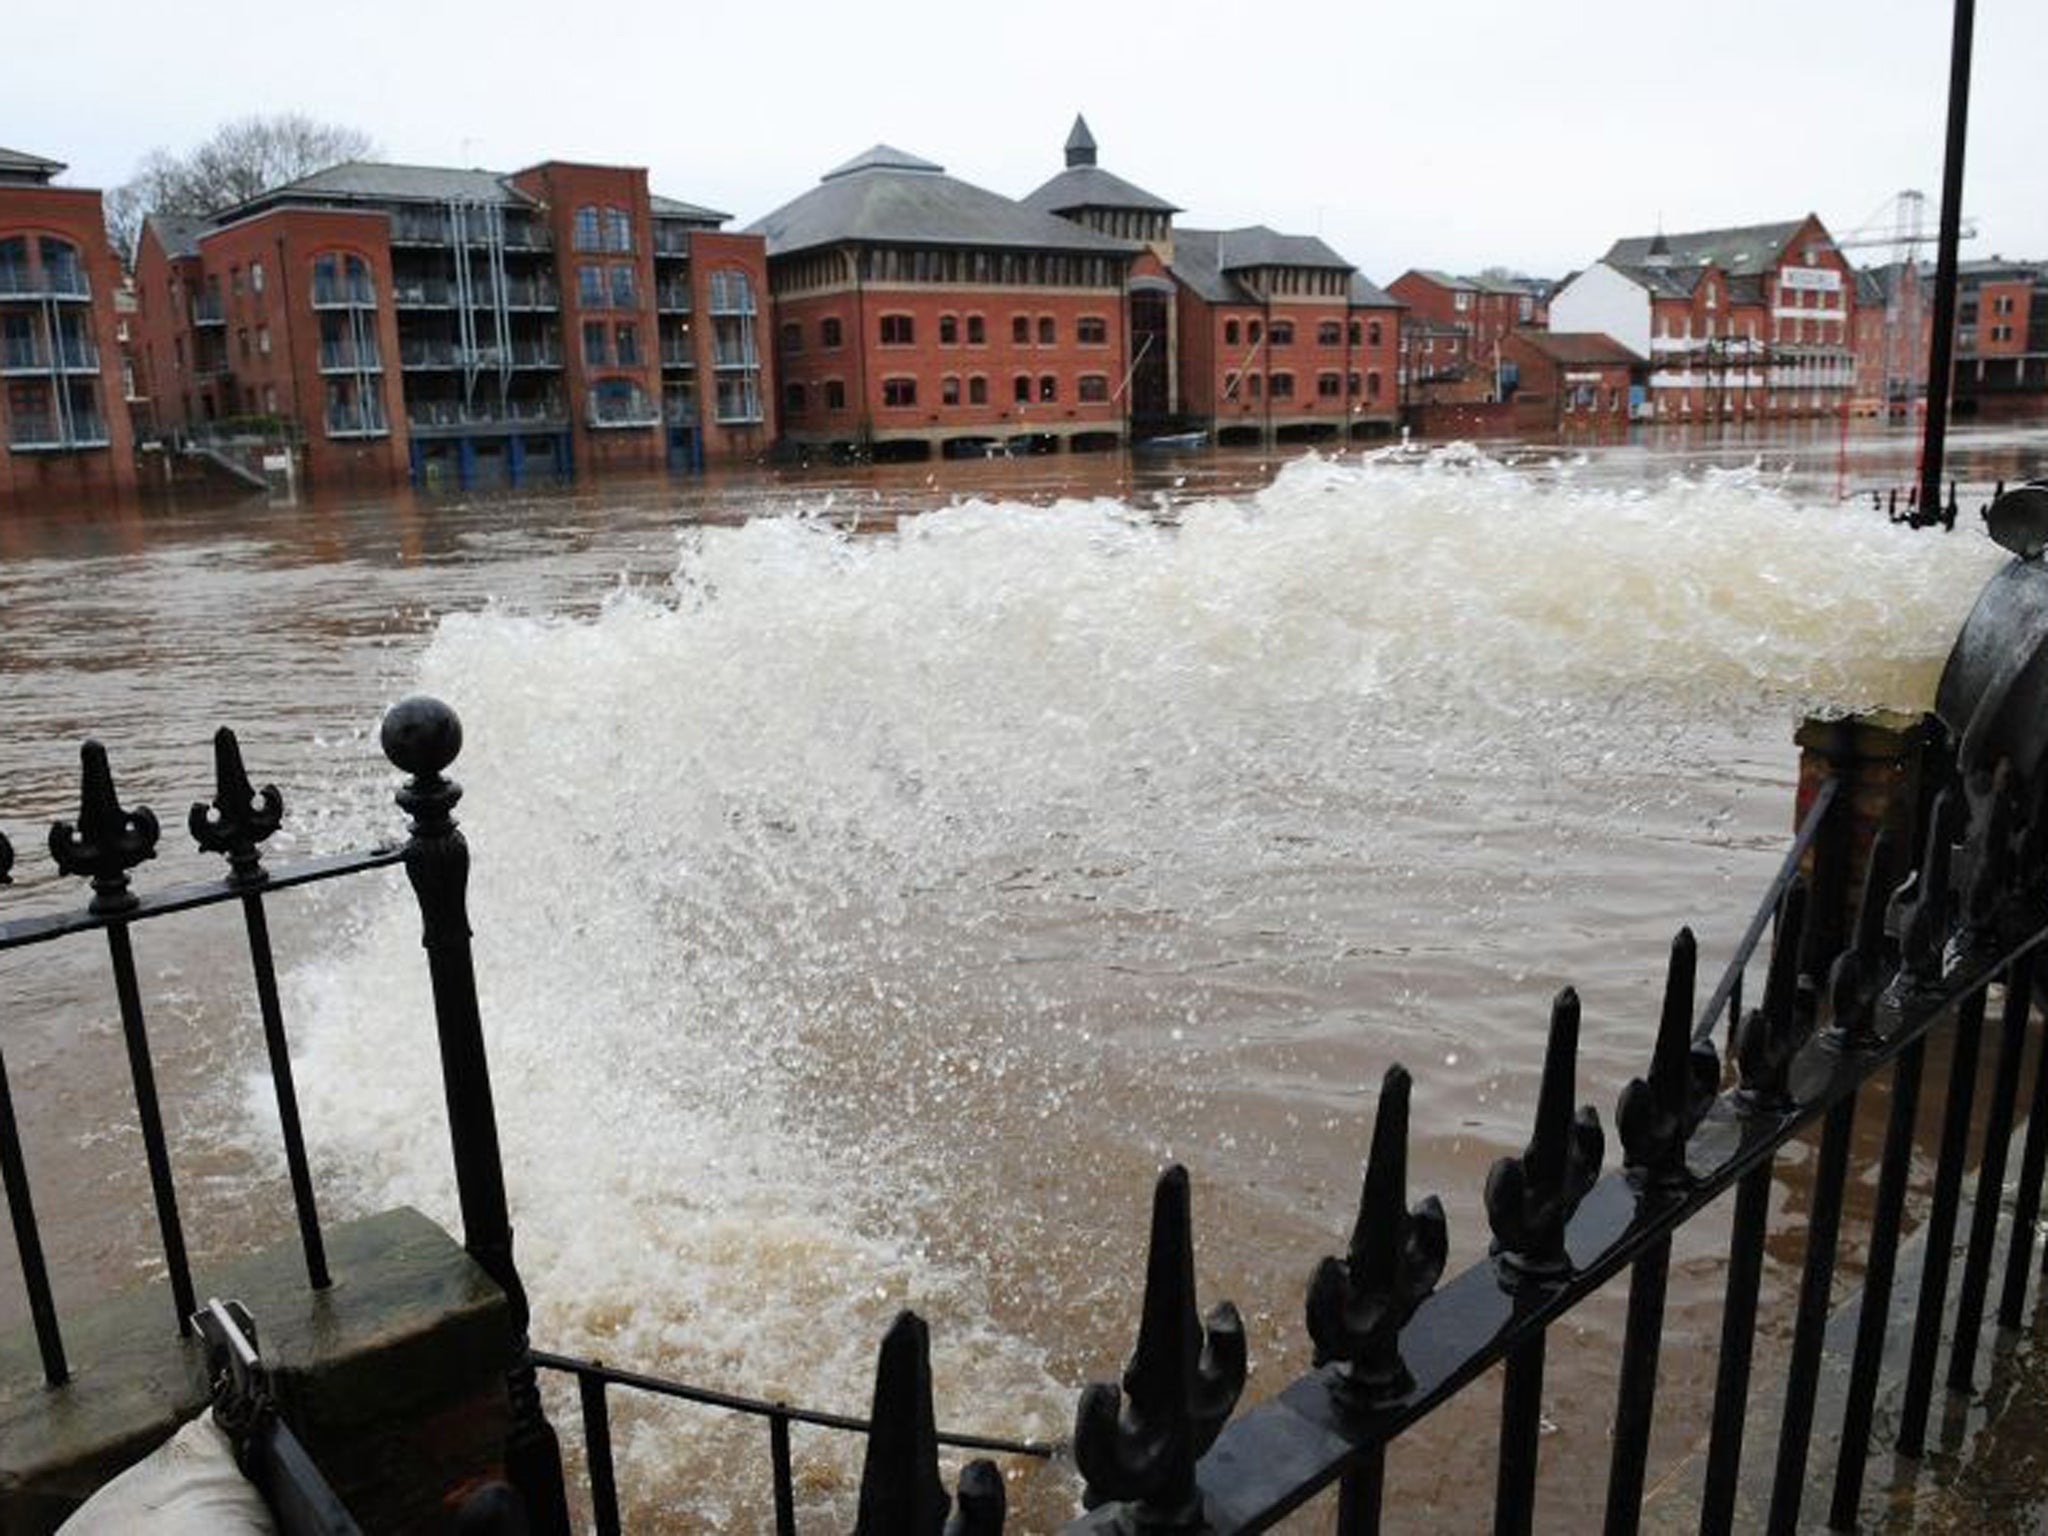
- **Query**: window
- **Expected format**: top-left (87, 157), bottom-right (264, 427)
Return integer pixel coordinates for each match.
top-left (1077, 316), bottom-right (1108, 345)
top-left (1224, 370), bottom-right (1240, 399)
top-left (968, 375), bottom-right (988, 404)
top-left (821, 316), bottom-right (843, 349)
top-left (1078, 374), bottom-right (1109, 402)
top-left (825, 379), bottom-right (847, 410)
top-left (1318, 321), bottom-right (1342, 346)
top-left (1014, 374), bottom-right (1031, 403)
top-left (942, 375), bottom-right (961, 405)
top-left (880, 314), bottom-right (914, 346)
top-left (238, 327), bottom-right (250, 359)
top-left (583, 320), bottom-right (608, 365)
top-left (1225, 319), bottom-right (1240, 346)
top-left (939, 314), bottom-right (958, 345)
top-left (1270, 371), bottom-right (1294, 399)
top-left (1249, 320), bottom-right (1263, 344)
top-left (1368, 321), bottom-right (1382, 346)
top-left (578, 265), bottom-right (605, 305)
top-left (1248, 373), bottom-right (1262, 398)
top-left (1454, 291), bottom-right (1471, 311)
top-left (967, 314), bottom-right (986, 345)
top-left (1038, 316), bottom-right (1055, 345)
top-left (606, 207), bottom-right (633, 253)
top-left (257, 326), bottom-right (271, 356)
top-left (1039, 374), bottom-right (1057, 402)
top-left (1368, 370), bottom-right (1382, 400)
top-left (251, 261), bottom-right (265, 294)
top-left (574, 206), bottom-right (602, 252)
top-left (1013, 314), bottom-right (1030, 344)
top-left (609, 266), bottom-right (637, 308)
top-left (1269, 320), bottom-right (1294, 346)
top-left (1347, 371), bottom-right (1361, 395)
top-left (784, 381), bottom-right (807, 415)
top-left (231, 266), bottom-right (244, 297)
top-left (614, 323), bottom-right (640, 365)
top-left (1318, 371), bottom-right (1341, 398)
top-left (780, 321), bottom-right (803, 353)
top-left (882, 376), bottom-right (917, 407)
top-left (1348, 320), bottom-right (1363, 346)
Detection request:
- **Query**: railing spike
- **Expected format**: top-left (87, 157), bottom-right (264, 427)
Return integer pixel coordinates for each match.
top-left (48, 741), bottom-right (159, 915)
top-left (1734, 878), bottom-right (1808, 1111)
top-left (1074, 1164), bottom-right (1244, 1529)
top-left (1881, 785), bottom-right (1960, 1026)
top-left (1307, 1064), bottom-right (1448, 1406)
top-left (854, 1311), bottom-right (960, 1536)
top-left (1486, 989), bottom-right (1603, 1282)
top-left (1618, 928), bottom-right (1717, 1190)
top-left (947, 1460), bottom-right (1007, 1536)
top-left (189, 727), bottom-right (284, 886)
top-left (1825, 831), bottom-right (1896, 1049)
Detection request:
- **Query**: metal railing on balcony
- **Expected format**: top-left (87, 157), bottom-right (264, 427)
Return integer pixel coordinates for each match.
top-left (318, 340), bottom-right (382, 373)
top-left (6, 412), bottom-right (109, 449)
top-left (406, 397), bottom-right (567, 430)
top-left (710, 339), bottom-right (758, 369)
top-left (652, 226), bottom-right (692, 258)
top-left (388, 213), bottom-right (553, 250)
top-left (323, 403), bottom-right (388, 437)
top-left (0, 265), bottom-right (90, 301)
top-left (585, 387), bottom-right (660, 428)
top-left (655, 283), bottom-right (693, 314)
top-left (311, 278), bottom-right (377, 310)
top-left (659, 341), bottom-right (694, 369)
top-left (191, 293), bottom-right (225, 325)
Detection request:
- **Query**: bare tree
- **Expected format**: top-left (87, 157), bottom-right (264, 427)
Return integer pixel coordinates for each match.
top-left (107, 114), bottom-right (377, 263)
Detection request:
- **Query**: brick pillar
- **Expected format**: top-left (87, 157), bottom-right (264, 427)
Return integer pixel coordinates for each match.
top-left (1795, 711), bottom-right (1944, 963)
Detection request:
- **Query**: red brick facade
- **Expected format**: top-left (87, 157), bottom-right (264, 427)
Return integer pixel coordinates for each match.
top-left (1, 154), bottom-right (138, 508)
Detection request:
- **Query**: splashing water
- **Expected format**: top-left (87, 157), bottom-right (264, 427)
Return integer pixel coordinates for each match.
top-left (267, 451), bottom-right (2003, 1527)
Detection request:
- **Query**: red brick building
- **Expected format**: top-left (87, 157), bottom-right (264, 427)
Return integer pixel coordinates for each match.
top-left (1, 146), bottom-right (137, 507)
top-left (136, 159), bottom-right (770, 488)
top-left (1550, 216), bottom-right (1856, 422)
top-left (1500, 331), bottom-right (1639, 435)
top-left (1952, 259), bottom-right (2048, 416)
top-left (1387, 269), bottom-right (1550, 407)
top-left (752, 141), bottom-right (1140, 458)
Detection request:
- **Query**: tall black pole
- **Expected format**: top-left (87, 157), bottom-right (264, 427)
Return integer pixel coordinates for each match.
top-left (1917, 0), bottom-right (1975, 526)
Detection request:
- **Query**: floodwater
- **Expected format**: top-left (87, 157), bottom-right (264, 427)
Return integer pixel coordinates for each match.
top-left (1, 420), bottom-right (2045, 1531)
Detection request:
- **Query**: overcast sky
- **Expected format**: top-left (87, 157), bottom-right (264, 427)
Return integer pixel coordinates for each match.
top-left (16, 0), bottom-right (2044, 281)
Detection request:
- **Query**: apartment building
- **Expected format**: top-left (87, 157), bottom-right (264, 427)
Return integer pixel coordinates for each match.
top-left (135, 159), bottom-right (771, 487)
top-left (1499, 331), bottom-right (1640, 434)
top-left (1549, 216), bottom-right (1856, 421)
top-left (1952, 258), bottom-right (2048, 416)
top-left (0, 146), bottom-right (137, 505)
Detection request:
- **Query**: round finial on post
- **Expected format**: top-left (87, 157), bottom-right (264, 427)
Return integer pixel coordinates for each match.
top-left (381, 696), bottom-right (463, 780)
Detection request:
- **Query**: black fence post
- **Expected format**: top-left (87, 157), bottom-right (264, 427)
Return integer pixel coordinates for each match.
top-left (380, 696), bottom-right (570, 1536)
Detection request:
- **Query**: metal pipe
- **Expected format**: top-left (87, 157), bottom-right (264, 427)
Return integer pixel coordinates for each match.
top-left (1917, 0), bottom-right (1976, 524)
top-left (1948, 952), bottom-right (2033, 1387)
top-left (0, 1047), bottom-right (67, 1385)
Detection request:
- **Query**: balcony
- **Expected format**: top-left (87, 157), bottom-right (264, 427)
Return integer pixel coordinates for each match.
top-left (653, 226), bottom-right (692, 259)
top-left (406, 397), bottom-right (568, 434)
top-left (312, 277), bottom-right (378, 310)
top-left (400, 339), bottom-right (563, 370)
top-left (7, 413), bottom-right (109, 450)
top-left (191, 292), bottom-right (225, 326)
top-left (1, 338), bottom-right (100, 374)
top-left (585, 387), bottom-right (660, 430)
top-left (705, 274), bottom-right (755, 317)
top-left (711, 340), bottom-right (759, 369)
top-left (0, 265), bottom-right (90, 302)
top-left (387, 213), bottom-right (554, 250)
top-left (324, 403), bottom-right (389, 438)
top-left (660, 341), bottom-right (695, 370)
top-left (655, 282), bottom-right (693, 314)
top-left (319, 339), bottom-right (383, 373)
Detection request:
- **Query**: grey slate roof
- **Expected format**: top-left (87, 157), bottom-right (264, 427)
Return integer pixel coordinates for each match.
top-left (1514, 331), bottom-right (1642, 367)
top-left (1219, 225), bottom-right (1351, 272)
top-left (145, 212), bottom-right (207, 260)
top-left (0, 146), bottom-right (64, 180)
top-left (250, 161), bottom-right (534, 209)
top-left (1065, 115), bottom-right (1097, 165)
top-left (1020, 165), bottom-right (1180, 216)
top-left (651, 193), bottom-right (731, 224)
top-left (1608, 261), bottom-right (1705, 298)
top-left (749, 146), bottom-right (1136, 258)
top-left (1349, 273), bottom-right (1402, 308)
top-left (1405, 269), bottom-right (1478, 292)
top-left (1604, 218), bottom-right (1808, 276)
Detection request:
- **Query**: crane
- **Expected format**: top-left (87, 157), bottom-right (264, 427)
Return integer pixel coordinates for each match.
top-left (1833, 192), bottom-right (1979, 414)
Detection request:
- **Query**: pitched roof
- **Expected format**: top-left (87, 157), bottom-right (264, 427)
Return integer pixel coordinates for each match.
top-left (1513, 331), bottom-right (1642, 367)
top-left (750, 147), bottom-right (1136, 258)
top-left (1603, 218), bottom-right (1809, 276)
top-left (144, 212), bottom-right (207, 260)
top-left (1402, 269), bottom-right (1478, 292)
top-left (1065, 115), bottom-right (1097, 167)
top-left (1349, 273), bottom-right (1402, 308)
top-left (1607, 261), bottom-right (1706, 298)
top-left (1020, 164), bottom-right (1180, 216)
top-left (247, 160), bottom-right (534, 209)
top-left (0, 145), bottom-right (64, 182)
top-left (650, 192), bottom-right (731, 224)
top-left (1218, 225), bottom-right (1351, 272)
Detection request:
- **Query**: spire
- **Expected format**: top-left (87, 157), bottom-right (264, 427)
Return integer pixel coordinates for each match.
top-left (1646, 224), bottom-right (1672, 268)
top-left (1065, 114), bottom-right (1098, 169)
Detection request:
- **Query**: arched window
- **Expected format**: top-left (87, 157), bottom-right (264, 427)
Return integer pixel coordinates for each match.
top-left (821, 316), bottom-right (843, 349)
top-left (606, 207), bottom-right (632, 253)
top-left (1317, 321), bottom-right (1342, 346)
top-left (1225, 319), bottom-right (1240, 346)
top-left (574, 206), bottom-right (602, 252)
top-left (939, 314), bottom-right (959, 345)
top-left (1038, 374), bottom-right (1057, 402)
top-left (1269, 320), bottom-right (1294, 346)
top-left (968, 375), bottom-right (988, 404)
top-left (37, 237), bottom-right (85, 296)
top-left (1368, 321), bottom-right (1382, 347)
top-left (1013, 374), bottom-right (1031, 404)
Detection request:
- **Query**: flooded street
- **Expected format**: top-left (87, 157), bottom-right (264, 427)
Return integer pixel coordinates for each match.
top-left (2, 421), bottom-right (2045, 1530)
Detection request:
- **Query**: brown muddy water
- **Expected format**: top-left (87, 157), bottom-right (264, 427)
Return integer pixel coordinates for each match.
top-left (2, 421), bottom-right (2046, 1531)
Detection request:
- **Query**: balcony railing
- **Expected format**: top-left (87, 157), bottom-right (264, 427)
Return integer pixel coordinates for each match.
top-left (191, 293), bottom-right (225, 325)
top-left (585, 388), bottom-right (660, 429)
top-left (7, 412), bottom-right (109, 450)
top-left (388, 213), bottom-right (552, 250)
top-left (311, 278), bottom-right (377, 310)
top-left (0, 338), bottom-right (100, 373)
top-left (711, 340), bottom-right (758, 369)
top-left (660, 342), bottom-right (695, 369)
top-left (0, 265), bottom-right (90, 301)
top-left (653, 226), bottom-right (692, 258)
top-left (393, 279), bottom-right (558, 311)
top-left (401, 340), bottom-right (563, 370)
top-left (406, 397), bottom-right (568, 431)
top-left (318, 340), bottom-right (382, 373)
top-left (324, 403), bottom-right (389, 438)
top-left (655, 283), bottom-right (693, 314)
